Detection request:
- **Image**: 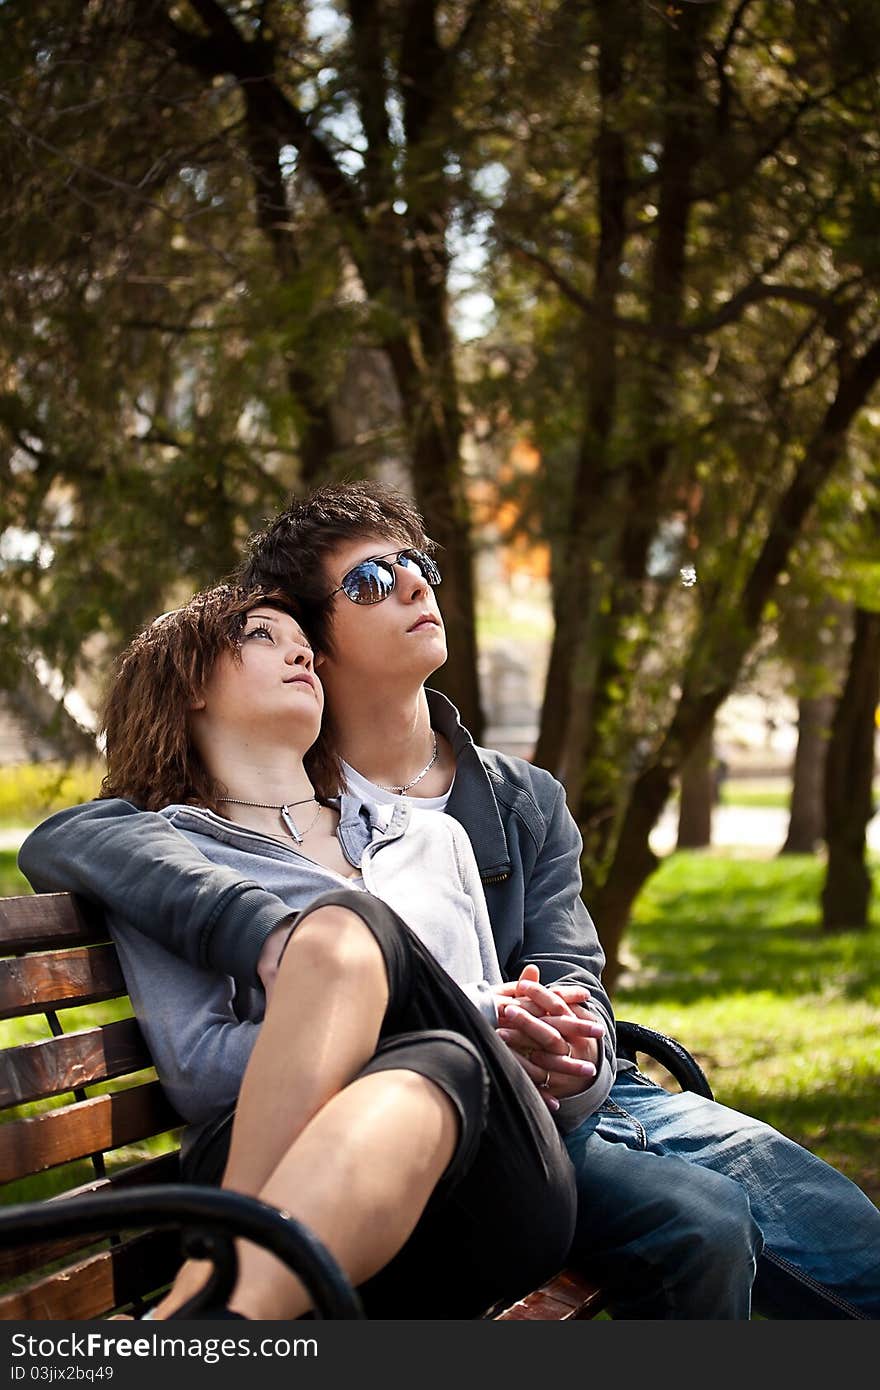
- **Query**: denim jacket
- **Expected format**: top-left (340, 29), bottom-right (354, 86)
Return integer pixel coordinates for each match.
top-left (18, 689), bottom-right (617, 1120)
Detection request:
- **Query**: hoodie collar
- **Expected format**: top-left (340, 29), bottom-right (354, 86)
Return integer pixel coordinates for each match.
top-left (425, 688), bottom-right (511, 881)
top-left (162, 793), bottom-right (409, 870)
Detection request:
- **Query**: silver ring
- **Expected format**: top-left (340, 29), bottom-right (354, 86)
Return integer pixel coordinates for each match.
top-left (540, 1070), bottom-right (551, 1089)
top-left (565, 1043), bottom-right (572, 1057)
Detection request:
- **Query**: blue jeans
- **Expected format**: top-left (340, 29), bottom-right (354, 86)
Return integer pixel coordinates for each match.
top-left (564, 1069), bottom-right (880, 1319)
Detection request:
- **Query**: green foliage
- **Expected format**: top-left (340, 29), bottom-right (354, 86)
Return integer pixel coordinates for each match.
top-left (0, 0), bottom-right (360, 719)
top-left (0, 760), bottom-right (104, 827)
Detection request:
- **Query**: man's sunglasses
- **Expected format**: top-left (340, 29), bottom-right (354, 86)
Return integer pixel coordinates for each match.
top-left (330, 548), bottom-right (442, 605)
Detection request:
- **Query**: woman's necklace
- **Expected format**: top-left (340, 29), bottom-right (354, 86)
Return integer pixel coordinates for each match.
top-left (374, 731), bottom-right (439, 795)
top-left (217, 795), bottom-right (323, 845)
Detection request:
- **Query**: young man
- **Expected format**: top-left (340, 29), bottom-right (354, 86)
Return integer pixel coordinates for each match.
top-left (20, 482), bottom-right (880, 1319)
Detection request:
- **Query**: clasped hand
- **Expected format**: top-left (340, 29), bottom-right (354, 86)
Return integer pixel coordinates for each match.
top-left (493, 964), bottom-right (605, 1113)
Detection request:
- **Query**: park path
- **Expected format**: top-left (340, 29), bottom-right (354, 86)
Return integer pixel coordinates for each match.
top-left (650, 803), bottom-right (880, 857)
top-left (0, 828), bottom-right (31, 851)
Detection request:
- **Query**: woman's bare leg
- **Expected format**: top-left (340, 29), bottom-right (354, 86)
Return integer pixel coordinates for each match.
top-left (149, 905), bottom-right (455, 1319)
top-left (223, 903), bottom-right (392, 1195)
top-left (230, 1067), bottom-right (457, 1318)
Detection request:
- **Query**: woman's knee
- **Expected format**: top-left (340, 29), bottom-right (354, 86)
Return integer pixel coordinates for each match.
top-left (280, 903), bottom-right (387, 986)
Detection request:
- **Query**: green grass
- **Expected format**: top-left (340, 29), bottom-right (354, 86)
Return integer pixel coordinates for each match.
top-left (619, 851), bottom-right (880, 1205)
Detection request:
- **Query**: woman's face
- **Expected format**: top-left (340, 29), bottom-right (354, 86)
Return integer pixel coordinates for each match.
top-left (194, 605), bottom-right (324, 751)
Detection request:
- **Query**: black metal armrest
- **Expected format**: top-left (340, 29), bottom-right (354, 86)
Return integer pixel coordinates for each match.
top-left (0, 1184), bottom-right (364, 1320)
top-left (615, 1020), bottom-right (714, 1100)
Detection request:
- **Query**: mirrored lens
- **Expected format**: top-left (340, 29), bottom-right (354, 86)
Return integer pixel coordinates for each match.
top-left (341, 559), bottom-right (396, 604)
top-left (398, 550), bottom-right (442, 586)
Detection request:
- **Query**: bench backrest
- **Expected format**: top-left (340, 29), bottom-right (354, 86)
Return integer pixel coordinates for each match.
top-left (0, 892), bottom-right (184, 1319)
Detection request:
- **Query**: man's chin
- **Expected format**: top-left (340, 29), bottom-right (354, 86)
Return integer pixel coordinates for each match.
top-left (423, 648), bottom-right (448, 680)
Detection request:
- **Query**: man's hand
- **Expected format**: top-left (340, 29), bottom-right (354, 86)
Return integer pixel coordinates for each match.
top-left (492, 965), bottom-right (606, 1110)
top-left (256, 918), bottom-right (296, 1003)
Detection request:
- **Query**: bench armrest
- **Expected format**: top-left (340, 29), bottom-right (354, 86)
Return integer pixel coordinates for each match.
top-left (615, 1020), bottom-right (714, 1100)
top-left (0, 1184), bottom-right (363, 1320)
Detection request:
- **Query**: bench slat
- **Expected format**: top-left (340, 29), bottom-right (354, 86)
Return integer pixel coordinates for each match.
top-left (0, 1229), bottom-right (181, 1321)
top-left (0, 895), bottom-right (107, 954)
top-left (0, 1153), bottom-right (181, 1283)
top-left (0, 1018), bottom-right (151, 1108)
top-left (0, 945), bottom-right (126, 1019)
top-left (492, 1270), bottom-right (605, 1320)
top-left (0, 1083), bottom-right (181, 1183)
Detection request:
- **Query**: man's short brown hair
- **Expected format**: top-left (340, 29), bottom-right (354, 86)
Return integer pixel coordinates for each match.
top-left (237, 481), bottom-right (435, 655)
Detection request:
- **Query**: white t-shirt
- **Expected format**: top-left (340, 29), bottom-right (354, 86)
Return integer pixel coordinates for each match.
top-left (342, 759), bottom-right (454, 816)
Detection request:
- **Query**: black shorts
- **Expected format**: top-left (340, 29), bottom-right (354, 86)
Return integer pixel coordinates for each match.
top-left (183, 889), bottom-right (577, 1318)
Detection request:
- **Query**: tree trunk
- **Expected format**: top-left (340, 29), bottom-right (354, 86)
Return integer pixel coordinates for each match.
top-left (406, 421), bottom-right (483, 738)
top-left (584, 333), bottom-right (880, 979)
top-left (780, 694), bottom-right (833, 854)
top-left (677, 720), bottom-right (714, 849)
top-left (822, 608), bottom-right (880, 930)
top-left (243, 102), bottom-right (341, 489)
top-left (369, 0), bottom-right (483, 737)
top-left (551, 8), bottom-right (708, 829)
top-left (5, 665), bottom-right (98, 763)
top-left (591, 761), bottom-right (670, 993)
top-left (534, 0), bottom-right (629, 779)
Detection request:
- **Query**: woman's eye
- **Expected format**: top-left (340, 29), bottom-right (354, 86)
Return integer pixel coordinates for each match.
top-left (244, 624), bottom-right (274, 642)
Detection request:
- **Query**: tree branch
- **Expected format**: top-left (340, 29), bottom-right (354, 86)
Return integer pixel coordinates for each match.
top-left (712, 0), bottom-right (755, 135)
top-left (505, 237), bottom-right (842, 341)
top-left (346, 0), bottom-right (394, 212)
top-left (144, 2), bottom-right (367, 239)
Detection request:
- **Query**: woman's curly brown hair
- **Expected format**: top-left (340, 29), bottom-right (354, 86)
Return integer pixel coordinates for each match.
top-left (99, 584), bottom-right (341, 812)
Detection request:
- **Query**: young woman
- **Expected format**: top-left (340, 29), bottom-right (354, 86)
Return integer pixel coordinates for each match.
top-left (96, 584), bottom-right (589, 1321)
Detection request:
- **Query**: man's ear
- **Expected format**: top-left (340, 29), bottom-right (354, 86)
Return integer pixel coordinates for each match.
top-left (314, 651), bottom-right (326, 669)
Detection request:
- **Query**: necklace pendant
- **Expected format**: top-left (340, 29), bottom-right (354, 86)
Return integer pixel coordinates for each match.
top-left (280, 805), bottom-right (304, 843)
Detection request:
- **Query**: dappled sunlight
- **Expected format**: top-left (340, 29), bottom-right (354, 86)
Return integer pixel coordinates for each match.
top-left (622, 852), bottom-right (880, 1005)
top-left (620, 851), bottom-right (880, 1205)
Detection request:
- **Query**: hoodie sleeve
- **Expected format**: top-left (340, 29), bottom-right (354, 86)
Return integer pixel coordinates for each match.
top-left (18, 799), bottom-right (295, 987)
top-left (516, 779), bottom-right (617, 1125)
top-left (110, 916), bottom-right (259, 1125)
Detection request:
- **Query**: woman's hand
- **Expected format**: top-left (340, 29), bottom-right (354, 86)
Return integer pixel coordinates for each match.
top-left (492, 965), bottom-right (605, 1110)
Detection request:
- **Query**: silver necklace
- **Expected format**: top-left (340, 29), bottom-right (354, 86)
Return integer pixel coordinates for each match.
top-left (217, 795), bottom-right (323, 845)
top-left (374, 731), bottom-right (439, 795)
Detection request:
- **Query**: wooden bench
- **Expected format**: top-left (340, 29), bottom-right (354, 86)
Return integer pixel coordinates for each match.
top-left (0, 891), bottom-right (713, 1322)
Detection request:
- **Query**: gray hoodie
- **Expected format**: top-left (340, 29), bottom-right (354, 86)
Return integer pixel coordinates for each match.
top-left (110, 793), bottom-right (503, 1148)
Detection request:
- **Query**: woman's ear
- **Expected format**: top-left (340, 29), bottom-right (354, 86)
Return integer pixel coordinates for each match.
top-left (189, 694), bottom-right (207, 711)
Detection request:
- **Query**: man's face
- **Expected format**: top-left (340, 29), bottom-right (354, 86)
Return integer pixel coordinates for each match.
top-left (317, 533), bottom-right (447, 691)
